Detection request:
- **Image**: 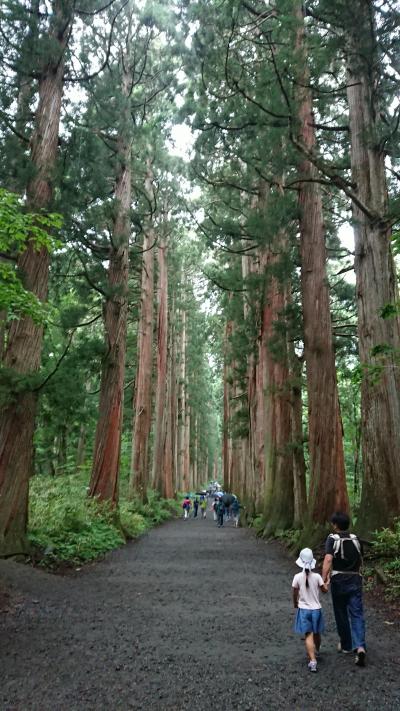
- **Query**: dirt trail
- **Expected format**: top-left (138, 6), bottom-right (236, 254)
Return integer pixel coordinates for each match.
top-left (1, 512), bottom-right (399, 710)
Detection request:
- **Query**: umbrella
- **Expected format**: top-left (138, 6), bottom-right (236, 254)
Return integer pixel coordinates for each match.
top-left (222, 493), bottom-right (235, 506)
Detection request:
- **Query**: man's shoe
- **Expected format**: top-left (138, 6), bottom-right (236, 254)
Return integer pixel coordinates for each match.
top-left (337, 642), bottom-right (352, 654)
top-left (355, 650), bottom-right (366, 667)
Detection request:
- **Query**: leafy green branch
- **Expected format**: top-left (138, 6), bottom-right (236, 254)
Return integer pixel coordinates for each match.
top-left (0, 189), bottom-right (62, 322)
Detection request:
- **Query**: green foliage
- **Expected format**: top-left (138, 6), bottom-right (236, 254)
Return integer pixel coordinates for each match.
top-left (250, 515), bottom-right (265, 535)
top-left (0, 266), bottom-right (47, 323)
top-left (392, 231), bottom-right (400, 256)
top-left (372, 520), bottom-right (400, 558)
top-left (120, 489), bottom-right (180, 536)
top-left (368, 520), bottom-right (400, 598)
top-left (28, 473), bottom-right (179, 567)
top-left (380, 303), bottom-right (400, 320)
top-left (0, 189), bottom-right (62, 251)
top-left (274, 528), bottom-right (302, 549)
top-left (0, 189), bottom-right (61, 321)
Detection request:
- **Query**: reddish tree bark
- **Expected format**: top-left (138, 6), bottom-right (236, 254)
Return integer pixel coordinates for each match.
top-left (184, 403), bottom-right (191, 492)
top-left (288, 346), bottom-right (307, 528)
top-left (192, 415), bottom-right (198, 491)
top-left (0, 311), bottom-right (6, 362)
top-left (163, 385), bottom-right (174, 500)
top-left (162, 291), bottom-right (175, 500)
top-left (295, 5), bottom-right (349, 530)
top-left (222, 318), bottom-right (233, 492)
top-left (0, 1), bottom-right (73, 555)
top-left (177, 308), bottom-right (187, 492)
top-left (262, 244), bottom-right (294, 534)
top-left (152, 238), bottom-right (171, 497)
top-left (253, 250), bottom-right (268, 510)
top-left (229, 371), bottom-right (245, 497)
top-left (89, 74), bottom-right (131, 503)
top-left (130, 161), bottom-right (155, 501)
top-left (345, 1), bottom-right (400, 533)
top-left (241, 251), bottom-right (257, 511)
top-left (169, 293), bottom-right (179, 495)
top-left (246, 352), bottom-right (257, 507)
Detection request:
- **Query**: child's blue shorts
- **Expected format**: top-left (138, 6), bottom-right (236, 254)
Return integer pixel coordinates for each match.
top-left (294, 608), bottom-right (325, 635)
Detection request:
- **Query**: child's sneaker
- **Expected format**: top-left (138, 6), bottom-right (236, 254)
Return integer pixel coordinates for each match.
top-left (308, 660), bottom-right (317, 673)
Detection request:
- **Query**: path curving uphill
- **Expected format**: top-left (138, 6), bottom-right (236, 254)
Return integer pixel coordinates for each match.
top-left (1, 514), bottom-right (399, 710)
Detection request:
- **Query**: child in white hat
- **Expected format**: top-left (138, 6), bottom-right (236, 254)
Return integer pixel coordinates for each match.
top-left (292, 548), bottom-right (328, 672)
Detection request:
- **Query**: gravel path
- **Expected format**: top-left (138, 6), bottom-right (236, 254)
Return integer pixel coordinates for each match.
top-left (1, 512), bottom-right (400, 710)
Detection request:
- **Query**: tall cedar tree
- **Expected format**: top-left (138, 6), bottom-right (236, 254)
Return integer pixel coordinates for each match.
top-left (129, 159), bottom-right (156, 501)
top-left (152, 235), bottom-right (173, 498)
top-left (262, 228), bottom-right (294, 533)
top-left (88, 63), bottom-right (131, 503)
top-left (294, 3), bottom-right (349, 532)
top-left (0, 0), bottom-right (74, 554)
top-left (343, 1), bottom-right (400, 533)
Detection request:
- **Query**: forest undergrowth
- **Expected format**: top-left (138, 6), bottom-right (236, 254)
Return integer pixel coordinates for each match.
top-left (27, 473), bottom-right (180, 570)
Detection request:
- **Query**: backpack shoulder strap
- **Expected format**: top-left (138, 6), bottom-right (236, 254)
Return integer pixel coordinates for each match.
top-left (349, 533), bottom-right (362, 556)
top-left (328, 533), bottom-right (341, 557)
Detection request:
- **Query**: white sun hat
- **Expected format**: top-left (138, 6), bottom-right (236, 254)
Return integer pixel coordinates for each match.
top-left (296, 547), bottom-right (316, 570)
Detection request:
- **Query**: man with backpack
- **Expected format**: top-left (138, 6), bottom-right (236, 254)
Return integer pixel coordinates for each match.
top-left (322, 511), bottom-right (366, 667)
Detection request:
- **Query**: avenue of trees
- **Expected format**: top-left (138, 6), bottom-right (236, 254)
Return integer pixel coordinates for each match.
top-left (0, 0), bottom-right (399, 556)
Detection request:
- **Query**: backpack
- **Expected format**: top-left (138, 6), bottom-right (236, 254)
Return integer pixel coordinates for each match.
top-left (329, 533), bottom-right (362, 561)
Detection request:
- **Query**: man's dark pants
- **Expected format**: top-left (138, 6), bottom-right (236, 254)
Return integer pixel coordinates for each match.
top-left (331, 575), bottom-right (366, 651)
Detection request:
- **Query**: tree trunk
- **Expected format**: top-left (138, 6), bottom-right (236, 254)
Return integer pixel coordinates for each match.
top-left (229, 373), bottom-right (243, 496)
top-left (223, 319), bottom-right (233, 492)
top-left (239, 249), bottom-right (255, 510)
top-left (5, 0), bottom-right (41, 194)
top-left (76, 424), bottom-right (87, 469)
top-left (0, 313), bottom-right (6, 361)
top-left (130, 160), bottom-right (155, 501)
top-left (289, 346), bottom-right (307, 528)
top-left (345, 1), bottom-right (400, 533)
top-left (152, 238), bottom-right (169, 497)
top-left (89, 78), bottom-right (131, 503)
top-left (262, 244), bottom-right (294, 535)
top-left (254, 249), bottom-right (267, 511)
top-left (177, 309), bottom-right (186, 492)
top-left (163, 374), bottom-right (174, 500)
top-left (169, 294), bottom-right (178, 495)
top-left (295, 5), bottom-right (349, 533)
top-left (162, 290), bottom-right (175, 500)
top-left (193, 415), bottom-right (198, 491)
top-left (0, 1), bottom-right (73, 555)
top-left (56, 424), bottom-right (68, 475)
top-left (184, 403), bottom-right (191, 493)
top-left (246, 353), bottom-right (261, 517)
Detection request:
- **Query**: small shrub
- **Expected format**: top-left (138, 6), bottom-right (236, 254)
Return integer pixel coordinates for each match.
top-left (250, 514), bottom-right (265, 535)
top-left (371, 520), bottom-right (400, 557)
top-left (28, 473), bottom-right (179, 568)
top-left (369, 519), bottom-right (400, 598)
top-left (275, 528), bottom-right (302, 548)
